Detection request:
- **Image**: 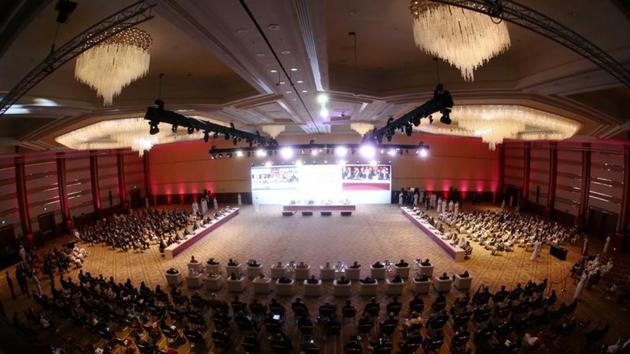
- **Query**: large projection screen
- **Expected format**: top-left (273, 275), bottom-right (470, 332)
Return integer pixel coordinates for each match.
top-left (251, 164), bottom-right (391, 205)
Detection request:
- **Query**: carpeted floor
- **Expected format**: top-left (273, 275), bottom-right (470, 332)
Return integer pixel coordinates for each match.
top-left (2, 203), bottom-right (629, 353)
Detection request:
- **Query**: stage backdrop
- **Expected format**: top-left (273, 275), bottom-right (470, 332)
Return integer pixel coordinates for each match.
top-left (252, 164), bottom-right (391, 205)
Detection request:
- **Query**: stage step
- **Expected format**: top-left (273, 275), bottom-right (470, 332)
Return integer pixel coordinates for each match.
top-left (340, 211), bottom-right (352, 216)
top-left (321, 211), bottom-right (332, 216)
top-left (301, 211), bottom-right (313, 216)
top-left (282, 211), bottom-right (294, 216)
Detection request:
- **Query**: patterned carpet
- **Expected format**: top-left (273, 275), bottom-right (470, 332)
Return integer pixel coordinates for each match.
top-left (2, 204), bottom-right (629, 353)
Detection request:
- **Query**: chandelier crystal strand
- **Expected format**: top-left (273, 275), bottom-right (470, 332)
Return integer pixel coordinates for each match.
top-left (75, 28), bottom-right (152, 105)
top-left (410, 0), bottom-right (511, 81)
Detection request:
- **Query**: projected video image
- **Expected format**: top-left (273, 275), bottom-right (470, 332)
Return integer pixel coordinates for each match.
top-left (342, 165), bottom-right (391, 181)
top-left (251, 164), bottom-right (392, 204)
top-left (251, 166), bottom-right (299, 190)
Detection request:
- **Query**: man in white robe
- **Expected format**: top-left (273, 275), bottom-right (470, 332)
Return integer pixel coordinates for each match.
top-left (213, 197), bottom-right (218, 210)
top-left (201, 198), bottom-right (208, 215)
top-left (603, 235), bottom-right (611, 254)
top-left (530, 239), bottom-right (542, 261)
top-left (573, 271), bottom-right (588, 301)
top-left (192, 201), bottom-right (199, 215)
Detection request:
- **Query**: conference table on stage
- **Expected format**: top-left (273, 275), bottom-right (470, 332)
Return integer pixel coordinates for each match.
top-left (282, 204), bottom-right (356, 212)
top-left (164, 208), bottom-right (239, 259)
top-left (401, 207), bottom-right (465, 262)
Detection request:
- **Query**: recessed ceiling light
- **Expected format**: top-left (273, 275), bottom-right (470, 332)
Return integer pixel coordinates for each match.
top-left (279, 81), bottom-right (286, 85)
top-left (296, 80), bottom-right (303, 84)
top-left (286, 91), bottom-right (292, 94)
top-left (270, 69), bottom-right (277, 73)
top-left (290, 68), bottom-right (298, 72)
top-left (256, 52), bottom-right (266, 57)
top-left (268, 24), bottom-right (280, 31)
top-left (302, 90), bottom-right (308, 93)
top-left (235, 28), bottom-right (248, 35)
top-left (281, 50), bottom-right (291, 55)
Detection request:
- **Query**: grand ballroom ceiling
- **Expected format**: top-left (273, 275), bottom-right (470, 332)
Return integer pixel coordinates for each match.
top-left (0, 0), bottom-right (629, 152)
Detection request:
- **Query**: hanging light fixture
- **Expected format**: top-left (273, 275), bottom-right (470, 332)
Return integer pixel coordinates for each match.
top-left (414, 105), bottom-right (580, 150)
top-left (75, 27), bottom-right (152, 105)
top-left (409, 0), bottom-right (511, 81)
top-left (55, 117), bottom-right (228, 156)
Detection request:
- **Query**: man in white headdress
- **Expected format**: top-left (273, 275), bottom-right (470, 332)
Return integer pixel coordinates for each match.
top-left (201, 197), bottom-right (208, 215)
top-left (454, 202), bottom-right (459, 217)
top-left (448, 200), bottom-right (454, 212)
top-left (530, 238), bottom-right (542, 261)
top-left (573, 271), bottom-right (589, 301)
top-left (430, 194), bottom-right (436, 209)
top-left (603, 235), bottom-right (611, 254)
top-left (192, 200), bottom-right (199, 215)
top-left (436, 198), bottom-right (441, 213)
top-left (501, 199), bottom-right (505, 209)
top-left (237, 193), bottom-right (242, 206)
top-left (213, 196), bottom-right (218, 210)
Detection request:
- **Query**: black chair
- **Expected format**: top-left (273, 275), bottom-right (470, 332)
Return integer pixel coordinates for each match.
top-left (343, 304), bottom-right (357, 321)
top-left (298, 317), bottom-right (314, 336)
top-left (211, 329), bottom-right (230, 350)
top-left (242, 334), bottom-right (260, 353)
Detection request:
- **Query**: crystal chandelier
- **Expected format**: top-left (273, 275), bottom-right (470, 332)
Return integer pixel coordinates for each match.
top-left (409, 0), bottom-right (511, 81)
top-left (414, 105), bottom-right (580, 150)
top-left (56, 117), bottom-right (227, 155)
top-left (75, 27), bottom-right (152, 105)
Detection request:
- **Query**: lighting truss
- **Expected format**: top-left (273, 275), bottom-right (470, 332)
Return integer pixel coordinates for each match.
top-left (429, 0), bottom-right (630, 87)
top-left (365, 84), bottom-right (454, 144)
top-left (209, 142), bottom-right (429, 159)
top-left (144, 100), bottom-right (278, 148)
top-left (0, 0), bottom-right (156, 116)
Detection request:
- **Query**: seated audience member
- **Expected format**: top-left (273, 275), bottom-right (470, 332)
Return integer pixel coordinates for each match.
top-left (391, 275), bottom-right (403, 283)
top-left (420, 258), bottom-right (431, 266)
top-left (372, 261), bottom-right (384, 268)
top-left (278, 276), bottom-right (292, 284)
top-left (361, 276), bottom-right (377, 284)
top-left (439, 272), bottom-right (450, 280)
top-left (306, 275), bottom-right (319, 284)
top-left (349, 261), bottom-right (360, 268)
top-left (337, 276), bottom-right (350, 284)
top-left (396, 259), bottom-right (409, 267)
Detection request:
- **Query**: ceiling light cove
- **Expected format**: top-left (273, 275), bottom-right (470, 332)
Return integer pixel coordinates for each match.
top-left (414, 105), bottom-right (580, 150)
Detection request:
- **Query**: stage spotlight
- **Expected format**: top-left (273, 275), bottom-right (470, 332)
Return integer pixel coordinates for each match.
top-left (235, 150), bottom-right (244, 157)
top-left (334, 146), bottom-right (348, 157)
top-left (428, 115), bottom-right (434, 124)
top-left (264, 161), bottom-right (272, 167)
top-left (412, 114), bottom-right (421, 126)
top-left (213, 132), bottom-right (219, 139)
top-left (311, 149), bottom-right (319, 157)
top-left (295, 159), bottom-right (303, 166)
top-left (203, 131), bottom-right (209, 142)
top-left (404, 123), bottom-right (413, 136)
top-left (280, 146), bottom-right (295, 160)
top-left (418, 148), bottom-right (429, 158)
top-left (387, 148), bottom-right (396, 157)
top-left (317, 93), bottom-right (329, 104)
top-left (440, 108), bottom-right (452, 124)
top-left (149, 122), bottom-right (159, 135)
top-left (255, 149), bottom-right (267, 158)
top-left (171, 125), bottom-right (178, 133)
top-left (224, 133), bottom-right (230, 140)
top-left (233, 138), bottom-right (238, 145)
top-left (359, 144), bottom-right (376, 159)
top-left (187, 126), bottom-right (194, 134)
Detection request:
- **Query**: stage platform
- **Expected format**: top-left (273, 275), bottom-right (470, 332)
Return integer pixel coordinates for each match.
top-left (164, 208), bottom-right (239, 259)
top-left (401, 207), bottom-right (465, 262)
top-left (282, 204), bottom-right (356, 212)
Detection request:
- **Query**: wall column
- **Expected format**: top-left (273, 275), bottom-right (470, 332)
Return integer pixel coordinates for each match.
top-left (89, 151), bottom-right (101, 213)
top-left (577, 143), bottom-right (591, 227)
top-left (497, 144), bottom-right (505, 203)
top-left (546, 142), bottom-right (558, 218)
top-left (522, 142), bottom-right (531, 205)
top-left (614, 146), bottom-right (630, 249)
top-left (56, 153), bottom-right (71, 229)
top-left (14, 156), bottom-right (32, 237)
top-left (143, 150), bottom-right (152, 205)
top-left (116, 150), bottom-right (127, 209)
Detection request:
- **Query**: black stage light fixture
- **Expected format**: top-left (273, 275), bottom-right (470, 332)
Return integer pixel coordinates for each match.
top-left (440, 107), bottom-right (452, 125)
top-left (411, 113), bottom-right (421, 126)
top-left (429, 115), bottom-right (434, 124)
top-left (55, 0), bottom-right (77, 23)
top-left (224, 133), bottom-right (230, 140)
top-left (232, 138), bottom-right (238, 145)
top-left (187, 126), bottom-right (194, 134)
top-left (171, 125), bottom-right (178, 133)
top-left (203, 131), bottom-right (209, 142)
top-left (213, 132), bottom-right (219, 139)
top-left (404, 122), bottom-right (413, 136)
top-left (149, 121), bottom-right (159, 135)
